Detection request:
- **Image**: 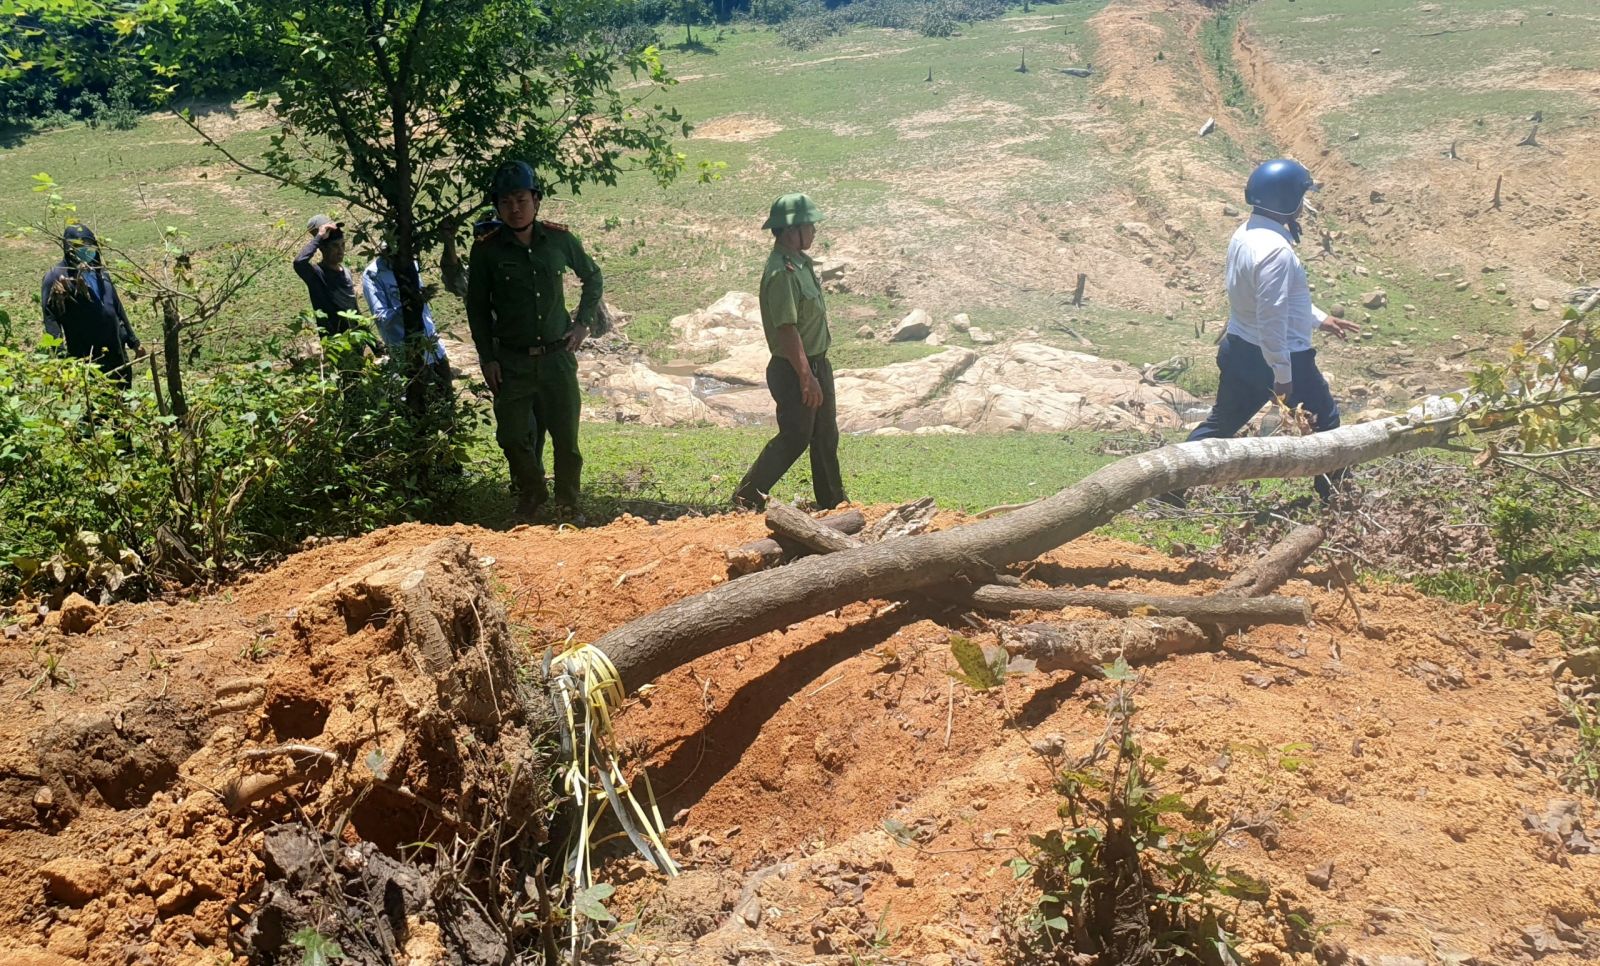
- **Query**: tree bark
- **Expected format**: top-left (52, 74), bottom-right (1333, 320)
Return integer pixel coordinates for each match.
top-left (766, 502), bottom-right (864, 555)
top-left (1000, 618), bottom-right (1211, 675)
top-left (1219, 523), bottom-right (1325, 598)
top-left (594, 413), bottom-right (1454, 693)
top-left (724, 510), bottom-right (865, 577)
top-left (863, 497), bottom-right (937, 542)
top-left (160, 295), bottom-right (187, 419)
top-left (965, 585), bottom-right (1310, 627)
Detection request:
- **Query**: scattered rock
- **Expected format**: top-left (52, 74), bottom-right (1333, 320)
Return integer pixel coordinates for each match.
top-left (39, 857), bottom-right (111, 906)
top-left (697, 341), bottom-right (774, 386)
top-left (1454, 280), bottom-right (1470, 292)
top-left (950, 313), bottom-right (971, 333)
top-left (1306, 861), bottom-right (1334, 890)
top-left (1495, 282), bottom-right (1508, 295)
top-left (1362, 289), bottom-right (1389, 310)
top-left (1223, 203), bottom-right (1241, 217)
top-left (47, 926), bottom-right (90, 959)
top-left (1531, 298), bottom-right (1552, 312)
top-left (891, 309), bottom-right (933, 342)
top-left (833, 349), bottom-right (978, 433)
top-left (1329, 303), bottom-right (1347, 318)
top-left (814, 256), bottom-right (852, 282)
top-left (668, 291), bottom-right (765, 354)
top-left (856, 324), bottom-right (875, 340)
top-left (1521, 923), bottom-right (1581, 957)
top-left (1119, 221), bottom-right (1162, 250)
top-left (1502, 629), bottom-right (1535, 650)
top-left (58, 593), bottom-right (101, 635)
top-left (968, 327), bottom-right (996, 345)
top-left (1369, 190), bottom-right (1385, 203)
top-left (1522, 799), bottom-right (1599, 855)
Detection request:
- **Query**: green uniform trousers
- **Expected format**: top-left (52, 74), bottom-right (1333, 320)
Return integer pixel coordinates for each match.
top-left (733, 354), bottom-right (845, 510)
top-left (493, 349), bottom-right (583, 505)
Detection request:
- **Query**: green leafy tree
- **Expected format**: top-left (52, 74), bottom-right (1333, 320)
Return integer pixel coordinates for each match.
top-left (675, 0), bottom-right (713, 45)
top-left (8, 0), bottom-right (690, 359)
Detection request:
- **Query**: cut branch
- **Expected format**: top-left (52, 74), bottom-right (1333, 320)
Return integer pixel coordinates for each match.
top-left (999, 618), bottom-right (1211, 675)
top-left (766, 502), bottom-right (864, 555)
top-left (724, 510), bottom-right (865, 577)
top-left (596, 411), bottom-right (1455, 693)
top-left (966, 586), bottom-right (1310, 627)
top-left (1219, 524), bottom-right (1325, 598)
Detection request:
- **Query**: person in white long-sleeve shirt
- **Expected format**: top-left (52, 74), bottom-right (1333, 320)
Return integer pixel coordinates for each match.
top-left (361, 248), bottom-right (450, 384)
top-left (1183, 158), bottom-right (1360, 501)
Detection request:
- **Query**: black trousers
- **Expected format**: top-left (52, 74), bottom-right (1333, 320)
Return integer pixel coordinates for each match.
top-left (1187, 333), bottom-right (1344, 500)
top-left (733, 355), bottom-right (846, 510)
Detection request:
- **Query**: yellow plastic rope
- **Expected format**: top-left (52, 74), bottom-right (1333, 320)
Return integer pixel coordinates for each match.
top-left (547, 641), bottom-right (678, 960)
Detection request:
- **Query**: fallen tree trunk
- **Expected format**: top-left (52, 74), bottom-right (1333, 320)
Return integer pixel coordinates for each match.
top-left (965, 585), bottom-right (1310, 627)
top-left (1000, 618), bottom-right (1211, 675)
top-left (1220, 523), bottom-right (1326, 598)
top-left (596, 412), bottom-right (1456, 692)
top-left (723, 510), bottom-right (864, 576)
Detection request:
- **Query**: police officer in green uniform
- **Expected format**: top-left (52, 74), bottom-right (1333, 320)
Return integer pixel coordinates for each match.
top-left (733, 193), bottom-right (846, 511)
top-left (467, 161), bottom-right (605, 516)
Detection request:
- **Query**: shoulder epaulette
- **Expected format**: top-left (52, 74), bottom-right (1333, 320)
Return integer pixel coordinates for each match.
top-left (539, 220), bottom-right (570, 233)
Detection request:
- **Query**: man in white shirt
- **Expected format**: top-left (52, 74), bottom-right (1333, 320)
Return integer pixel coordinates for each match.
top-left (1184, 158), bottom-right (1359, 501)
top-left (361, 245), bottom-right (450, 381)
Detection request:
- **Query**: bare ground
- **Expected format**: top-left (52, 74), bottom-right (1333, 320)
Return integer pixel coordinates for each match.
top-left (1, 511), bottom-right (1594, 963)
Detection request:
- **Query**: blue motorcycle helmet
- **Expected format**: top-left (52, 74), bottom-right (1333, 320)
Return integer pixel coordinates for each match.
top-left (62, 223), bottom-right (100, 266)
top-left (1245, 159), bottom-right (1317, 219)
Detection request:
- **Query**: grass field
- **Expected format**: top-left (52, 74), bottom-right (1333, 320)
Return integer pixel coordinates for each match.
top-left (2, 8), bottom-right (1149, 357)
top-left (452, 421), bottom-right (1129, 527)
top-left (1245, 0), bottom-right (1600, 167)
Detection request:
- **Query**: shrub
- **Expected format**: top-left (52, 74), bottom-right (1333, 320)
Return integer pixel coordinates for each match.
top-left (0, 337), bottom-right (479, 600)
top-left (1001, 661), bottom-right (1267, 963)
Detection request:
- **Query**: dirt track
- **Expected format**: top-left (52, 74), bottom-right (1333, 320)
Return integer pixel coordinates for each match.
top-left (1, 511), bottom-right (1595, 963)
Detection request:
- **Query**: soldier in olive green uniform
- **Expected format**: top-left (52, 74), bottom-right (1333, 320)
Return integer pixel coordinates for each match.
top-left (733, 193), bottom-right (846, 510)
top-left (467, 161), bottom-right (605, 515)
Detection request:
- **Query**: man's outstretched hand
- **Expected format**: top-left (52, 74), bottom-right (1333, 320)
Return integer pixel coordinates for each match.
top-left (1320, 315), bottom-right (1360, 340)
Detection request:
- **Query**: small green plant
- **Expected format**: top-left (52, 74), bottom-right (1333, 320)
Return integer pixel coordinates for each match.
top-left (289, 927), bottom-right (345, 965)
top-left (1568, 698), bottom-right (1600, 798)
top-left (949, 634), bottom-right (1006, 691)
top-left (23, 648), bottom-right (75, 695)
top-left (1002, 659), bottom-right (1262, 964)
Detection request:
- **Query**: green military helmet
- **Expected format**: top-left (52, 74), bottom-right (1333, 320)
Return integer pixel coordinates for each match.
top-left (490, 160), bottom-right (545, 201)
top-left (761, 193), bottom-right (823, 230)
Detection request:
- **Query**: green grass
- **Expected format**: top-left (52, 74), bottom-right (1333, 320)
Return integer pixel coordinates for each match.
top-left (828, 339), bottom-right (942, 369)
top-left (456, 420), bottom-right (1120, 527)
top-left (1245, 0), bottom-right (1600, 167)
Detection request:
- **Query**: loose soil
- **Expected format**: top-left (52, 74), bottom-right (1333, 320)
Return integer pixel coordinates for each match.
top-left (1, 510), bottom-right (1594, 963)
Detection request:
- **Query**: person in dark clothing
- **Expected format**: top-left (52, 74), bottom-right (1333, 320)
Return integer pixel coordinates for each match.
top-left (293, 214), bottom-right (360, 335)
top-left (41, 224), bottom-right (141, 387)
top-left (732, 193), bottom-right (845, 511)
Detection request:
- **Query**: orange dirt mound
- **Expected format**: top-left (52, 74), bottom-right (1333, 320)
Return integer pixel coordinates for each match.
top-left (1, 511), bottom-right (1595, 964)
